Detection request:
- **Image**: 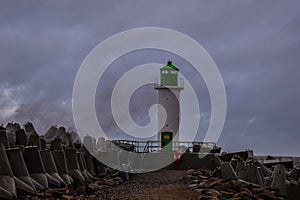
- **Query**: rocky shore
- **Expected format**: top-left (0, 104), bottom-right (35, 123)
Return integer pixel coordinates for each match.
top-left (185, 168), bottom-right (282, 200)
top-left (18, 164), bottom-right (300, 200)
top-left (19, 170), bottom-right (198, 200)
top-left (184, 156), bottom-right (300, 200)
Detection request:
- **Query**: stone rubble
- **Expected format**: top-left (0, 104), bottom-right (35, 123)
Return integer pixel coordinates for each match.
top-left (18, 169), bottom-right (126, 200)
top-left (185, 155), bottom-right (300, 200)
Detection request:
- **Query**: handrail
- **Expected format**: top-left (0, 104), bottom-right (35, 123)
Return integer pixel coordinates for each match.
top-left (110, 140), bottom-right (217, 153)
top-left (143, 141), bottom-right (150, 153)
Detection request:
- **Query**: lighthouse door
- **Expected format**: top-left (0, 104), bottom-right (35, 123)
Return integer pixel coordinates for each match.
top-left (161, 131), bottom-right (173, 152)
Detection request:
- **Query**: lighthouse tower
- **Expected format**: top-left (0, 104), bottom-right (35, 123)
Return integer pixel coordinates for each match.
top-left (155, 60), bottom-right (184, 151)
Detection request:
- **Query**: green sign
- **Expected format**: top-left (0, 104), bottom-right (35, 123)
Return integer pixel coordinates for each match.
top-left (161, 131), bottom-right (173, 152)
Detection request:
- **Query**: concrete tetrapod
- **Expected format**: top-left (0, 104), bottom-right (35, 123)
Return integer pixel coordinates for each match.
top-left (15, 129), bottom-right (28, 146)
top-left (220, 162), bottom-right (238, 180)
top-left (0, 127), bottom-right (10, 149)
top-left (93, 151), bottom-right (108, 174)
top-left (51, 137), bottom-right (63, 151)
top-left (84, 154), bottom-right (96, 176)
top-left (44, 126), bottom-right (58, 143)
top-left (82, 155), bottom-right (94, 179)
top-left (271, 164), bottom-right (287, 196)
top-left (229, 157), bottom-right (238, 170)
top-left (290, 166), bottom-right (300, 181)
top-left (24, 122), bottom-right (36, 135)
top-left (0, 186), bottom-right (15, 200)
top-left (0, 144), bottom-right (16, 199)
top-left (52, 150), bottom-right (73, 185)
top-left (56, 126), bottom-right (72, 147)
top-left (23, 146), bottom-right (48, 189)
top-left (77, 151), bottom-right (93, 179)
top-left (65, 148), bottom-right (85, 184)
top-left (28, 133), bottom-right (41, 150)
top-left (76, 151), bottom-right (88, 180)
top-left (6, 148), bottom-right (36, 194)
top-left (5, 122), bottom-right (19, 147)
top-left (13, 176), bottom-right (36, 195)
top-left (40, 136), bottom-right (46, 150)
top-left (235, 160), bottom-right (247, 180)
top-left (40, 149), bottom-right (67, 187)
top-left (246, 163), bottom-right (264, 185)
top-left (253, 160), bottom-right (272, 177)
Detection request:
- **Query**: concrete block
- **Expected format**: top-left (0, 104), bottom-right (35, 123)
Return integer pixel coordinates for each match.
top-left (13, 176), bottom-right (36, 194)
top-left (52, 150), bottom-right (73, 185)
top-left (74, 140), bottom-right (82, 149)
top-left (57, 127), bottom-right (72, 147)
top-left (271, 164), bottom-right (287, 196)
top-left (40, 136), bottom-right (46, 150)
top-left (236, 160), bottom-right (247, 180)
top-left (40, 149), bottom-right (66, 187)
top-left (246, 163), bottom-right (264, 185)
top-left (6, 122), bottom-right (20, 146)
top-left (253, 160), bottom-right (272, 177)
top-left (290, 166), bottom-right (300, 181)
top-left (230, 158), bottom-right (238, 170)
top-left (84, 154), bottom-right (96, 176)
top-left (78, 152), bottom-right (93, 179)
top-left (28, 133), bottom-right (41, 149)
top-left (0, 186), bottom-right (14, 200)
top-left (65, 148), bottom-right (85, 183)
top-left (0, 127), bottom-right (10, 149)
top-left (6, 148), bottom-right (36, 192)
top-left (50, 137), bottom-right (63, 151)
top-left (221, 162), bottom-right (238, 180)
top-left (23, 146), bottom-right (48, 188)
top-left (23, 122), bottom-right (36, 135)
top-left (0, 144), bottom-right (16, 198)
top-left (40, 150), bottom-right (58, 173)
top-left (15, 129), bottom-right (28, 146)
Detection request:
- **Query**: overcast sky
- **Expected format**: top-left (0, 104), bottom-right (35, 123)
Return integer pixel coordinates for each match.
top-left (0, 1), bottom-right (299, 156)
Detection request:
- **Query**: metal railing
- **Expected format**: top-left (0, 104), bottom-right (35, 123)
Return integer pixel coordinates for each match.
top-left (111, 140), bottom-right (217, 153)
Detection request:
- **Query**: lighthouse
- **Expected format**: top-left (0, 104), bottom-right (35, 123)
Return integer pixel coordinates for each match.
top-left (155, 60), bottom-right (184, 151)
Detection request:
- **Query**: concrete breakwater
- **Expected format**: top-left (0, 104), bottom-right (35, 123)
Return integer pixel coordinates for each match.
top-left (0, 122), bottom-right (129, 199)
top-left (0, 121), bottom-right (299, 199)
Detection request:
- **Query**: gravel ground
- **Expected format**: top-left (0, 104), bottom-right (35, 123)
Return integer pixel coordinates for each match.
top-left (94, 170), bottom-right (198, 200)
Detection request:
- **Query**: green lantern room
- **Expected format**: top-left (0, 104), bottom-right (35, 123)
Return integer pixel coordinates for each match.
top-left (160, 60), bottom-right (179, 86)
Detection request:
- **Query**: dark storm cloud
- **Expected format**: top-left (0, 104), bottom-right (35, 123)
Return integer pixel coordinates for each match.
top-left (0, 1), bottom-right (299, 155)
